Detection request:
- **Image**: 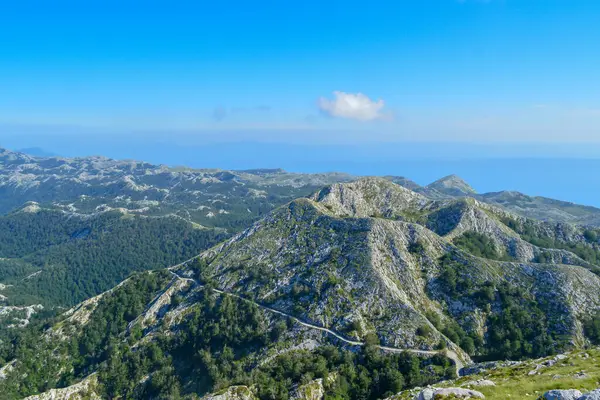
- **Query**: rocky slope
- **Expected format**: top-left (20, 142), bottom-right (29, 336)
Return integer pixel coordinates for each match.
top-left (420, 175), bottom-right (477, 199)
top-left (174, 179), bottom-right (600, 355)
top-left (2, 174), bottom-right (600, 398)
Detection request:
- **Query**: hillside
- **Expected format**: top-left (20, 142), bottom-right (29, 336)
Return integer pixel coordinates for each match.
top-left (391, 347), bottom-right (600, 400)
top-left (3, 178), bottom-right (600, 399)
top-left (384, 173), bottom-right (600, 226)
top-left (478, 191), bottom-right (600, 226)
top-left (0, 147), bottom-right (356, 334)
top-left (179, 179), bottom-right (600, 358)
top-left (0, 205), bottom-right (228, 306)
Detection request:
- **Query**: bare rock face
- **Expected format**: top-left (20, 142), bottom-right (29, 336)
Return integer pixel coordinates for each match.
top-left (413, 388), bottom-right (435, 400)
top-left (0, 360), bottom-right (16, 380)
top-left (310, 177), bottom-right (430, 219)
top-left (543, 389), bottom-right (584, 400)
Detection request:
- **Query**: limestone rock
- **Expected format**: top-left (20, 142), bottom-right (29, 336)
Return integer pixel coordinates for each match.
top-left (543, 389), bottom-right (583, 400)
top-left (290, 378), bottom-right (325, 400)
top-left (414, 388), bottom-right (435, 400)
top-left (579, 390), bottom-right (600, 400)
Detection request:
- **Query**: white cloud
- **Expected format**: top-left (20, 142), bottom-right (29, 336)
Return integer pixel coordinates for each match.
top-left (318, 91), bottom-right (388, 121)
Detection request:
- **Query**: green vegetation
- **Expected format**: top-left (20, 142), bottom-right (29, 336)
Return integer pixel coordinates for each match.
top-left (433, 255), bottom-right (564, 360)
top-left (501, 217), bottom-right (600, 272)
top-left (0, 210), bottom-right (227, 306)
top-left (0, 271), bottom-right (171, 398)
top-left (254, 345), bottom-right (454, 400)
top-left (453, 232), bottom-right (514, 261)
top-left (98, 292), bottom-right (455, 400)
top-left (583, 314), bottom-right (600, 345)
top-left (483, 283), bottom-right (556, 360)
top-left (393, 348), bottom-right (600, 400)
top-left (0, 273), bottom-right (455, 400)
top-left (408, 240), bottom-right (426, 255)
top-left (584, 229), bottom-right (599, 243)
top-left (425, 310), bottom-right (477, 356)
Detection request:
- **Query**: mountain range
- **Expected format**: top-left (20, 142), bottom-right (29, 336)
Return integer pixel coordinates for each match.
top-left (0, 147), bottom-right (600, 399)
top-left (3, 147), bottom-right (600, 227)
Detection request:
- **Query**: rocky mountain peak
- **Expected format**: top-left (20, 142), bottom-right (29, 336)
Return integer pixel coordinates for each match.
top-left (310, 177), bottom-right (430, 218)
top-left (426, 174), bottom-right (477, 197)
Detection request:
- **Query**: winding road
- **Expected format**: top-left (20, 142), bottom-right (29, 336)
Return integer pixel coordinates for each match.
top-left (166, 266), bottom-right (466, 374)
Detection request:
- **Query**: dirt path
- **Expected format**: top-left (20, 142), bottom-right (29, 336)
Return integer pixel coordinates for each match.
top-left (167, 268), bottom-right (466, 374)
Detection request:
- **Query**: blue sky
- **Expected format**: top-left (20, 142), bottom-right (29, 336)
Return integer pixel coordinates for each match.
top-left (1, 0), bottom-right (599, 143)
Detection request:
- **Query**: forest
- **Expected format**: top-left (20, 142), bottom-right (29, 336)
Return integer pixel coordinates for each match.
top-left (0, 209), bottom-right (228, 306)
top-left (0, 271), bottom-right (455, 400)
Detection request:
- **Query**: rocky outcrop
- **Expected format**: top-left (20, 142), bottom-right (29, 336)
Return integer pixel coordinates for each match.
top-left (23, 374), bottom-right (100, 400)
top-left (542, 389), bottom-right (583, 400)
top-left (310, 177), bottom-right (430, 219)
top-left (0, 359), bottom-right (15, 380)
top-left (463, 379), bottom-right (495, 387)
top-left (127, 276), bottom-right (192, 331)
top-left (290, 379), bottom-right (325, 400)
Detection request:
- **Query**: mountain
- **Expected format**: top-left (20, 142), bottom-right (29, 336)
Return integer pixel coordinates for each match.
top-left (0, 147), bottom-right (354, 227)
top-left (382, 173), bottom-right (600, 227)
top-left (184, 178), bottom-right (600, 356)
top-left (3, 146), bottom-right (600, 228)
top-left (478, 190), bottom-right (600, 226)
top-left (420, 175), bottom-right (477, 199)
top-left (382, 176), bottom-right (422, 191)
top-left (0, 147), bottom-right (356, 328)
top-left (3, 178), bottom-right (600, 399)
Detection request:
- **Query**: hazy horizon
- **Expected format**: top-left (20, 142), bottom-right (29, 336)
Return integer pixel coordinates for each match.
top-left (2, 2), bottom-right (600, 142)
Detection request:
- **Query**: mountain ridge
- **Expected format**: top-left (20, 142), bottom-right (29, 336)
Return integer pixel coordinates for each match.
top-left (2, 177), bottom-right (600, 399)
top-left (2, 145), bottom-right (600, 226)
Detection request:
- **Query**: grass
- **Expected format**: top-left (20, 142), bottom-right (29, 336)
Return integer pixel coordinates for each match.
top-left (394, 348), bottom-right (600, 399)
